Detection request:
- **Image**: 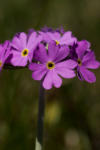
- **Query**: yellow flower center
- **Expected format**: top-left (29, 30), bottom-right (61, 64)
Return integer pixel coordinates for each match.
top-left (77, 59), bottom-right (82, 66)
top-left (0, 60), bottom-right (2, 67)
top-left (55, 40), bottom-right (60, 45)
top-left (46, 61), bottom-right (55, 70)
top-left (21, 49), bottom-right (29, 57)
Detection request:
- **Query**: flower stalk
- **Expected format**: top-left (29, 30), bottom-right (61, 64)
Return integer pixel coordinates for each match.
top-left (35, 81), bottom-right (45, 150)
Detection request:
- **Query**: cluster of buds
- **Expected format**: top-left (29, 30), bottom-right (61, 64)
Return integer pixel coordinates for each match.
top-left (0, 27), bottom-right (100, 89)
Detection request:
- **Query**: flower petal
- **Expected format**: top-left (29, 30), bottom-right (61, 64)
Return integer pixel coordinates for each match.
top-left (4, 41), bottom-right (11, 60)
top-left (43, 71), bottom-right (53, 89)
top-left (47, 32), bottom-right (60, 41)
top-left (43, 70), bottom-right (62, 89)
top-left (0, 44), bottom-right (7, 59)
top-left (48, 41), bottom-right (59, 60)
top-left (0, 45), bottom-right (3, 57)
top-left (77, 66), bottom-right (84, 81)
top-left (11, 51), bottom-right (27, 66)
top-left (52, 70), bottom-right (62, 88)
top-left (80, 66), bottom-right (96, 83)
top-left (60, 31), bottom-right (77, 45)
top-left (76, 40), bottom-right (90, 59)
top-left (54, 45), bottom-right (70, 63)
top-left (84, 60), bottom-right (100, 69)
top-left (82, 51), bottom-right (100, 69)
top-left (34, 44), bottom-right (48, 63)
top-left (39, 31), bottom-right (61, 43)
top-left (19, 32), bottom-right (27, 48)
top-left (82, 51), bottom-right (95, 63)
top-left (55, 67), bottom-right (76, 78)
top-left (32, 69), bottom-right (47, 81)
top-left (29, 63), bottom-right (46, 71)
top-left (27, 32), bottom-right (41, 50)
top-left (56, 60), bottom-right (77, 69)
top-left (39, 32), bottom-right (51, 43)
top-left (11, 36), bottom-right (23, 51)
top-left (28, 51), bottom-right (34, 63)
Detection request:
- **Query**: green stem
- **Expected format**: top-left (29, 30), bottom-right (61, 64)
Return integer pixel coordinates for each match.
top-left (35, 81), bottom-right (45, 150)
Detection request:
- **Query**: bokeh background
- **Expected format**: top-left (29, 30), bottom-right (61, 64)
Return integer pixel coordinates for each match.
top-left (0, 0), bottom-right (100, 150)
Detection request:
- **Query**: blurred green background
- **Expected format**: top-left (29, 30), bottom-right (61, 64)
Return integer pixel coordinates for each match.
top-left (0, 0), bottom-right (100, 150)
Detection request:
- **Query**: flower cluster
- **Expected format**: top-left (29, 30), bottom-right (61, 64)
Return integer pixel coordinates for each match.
top-left (0, 27), bottom-right (99, 89)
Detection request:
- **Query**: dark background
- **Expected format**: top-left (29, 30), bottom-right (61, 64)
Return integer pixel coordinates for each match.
top-left (0, 0), bottom-right (100, 150)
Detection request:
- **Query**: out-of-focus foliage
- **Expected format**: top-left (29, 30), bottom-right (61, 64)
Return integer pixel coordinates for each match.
top-left (0, 0), bottom-right (100, 150)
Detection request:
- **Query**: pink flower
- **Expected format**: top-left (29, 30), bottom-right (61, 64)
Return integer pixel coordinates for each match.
top-left (70, 40), bottom-right (100, 83)
top-left (0, 40), bottom-right (10, 71)
top-left (11, 32), bottom-right (42, 66)
top-left (29, 41), bottom-right (77, 90)
top-left (39, 31), bottom-right (77, 46)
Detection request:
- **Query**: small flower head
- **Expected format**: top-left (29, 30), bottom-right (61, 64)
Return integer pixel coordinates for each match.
top-left (0, 40), bottom-right (11, 71)
top-left (29, 41), bottom-right (77, 90)
top-left (70, 40), bottom-right (100, 83)
top-left (11, 31), bottom-right (42, 66)
top-left (39, 30), bottom-right (77, 46)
